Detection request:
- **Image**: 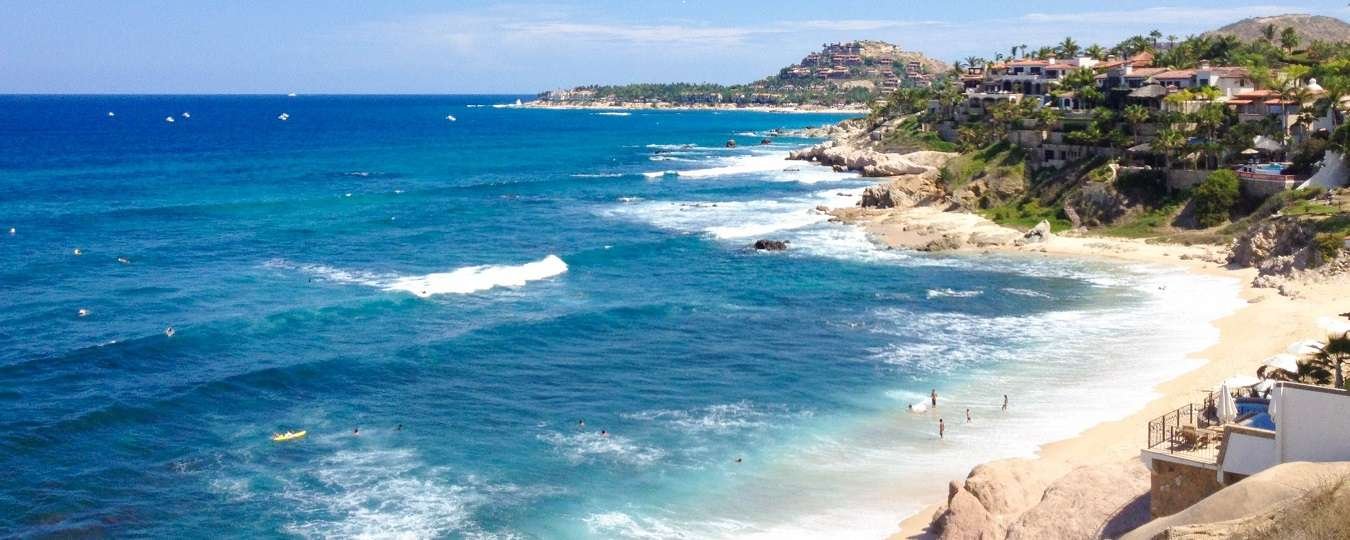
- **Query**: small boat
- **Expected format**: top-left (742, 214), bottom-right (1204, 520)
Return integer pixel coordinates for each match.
top-left (7, 228), bottom-right (14, 235)
top-left (73, 248), bottom-right (83, 256)
top-left (77, 308), bottom-right (90, 317)
top-left (164, 326), bottom-right (176, 338)
top-left (181, 112), bottom-right (191, 119)
top-left (287, 92), bottom-right (297, 97)
top-left (107, 111), bottom-right (116, 117)
top-left (117, 257), bottom-right (130, 265)
top-left (165, 116), bottom-right (175, 123)
top-left (272, 430), bottom-right (307, 442)
top-left (445, 115), bottom-right (457, 122)
top-left (277, 113), bottom-right (290, 121)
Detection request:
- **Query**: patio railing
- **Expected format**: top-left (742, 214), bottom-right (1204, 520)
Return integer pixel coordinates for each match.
top-left (1145, 399), bottom-right (1222, 464)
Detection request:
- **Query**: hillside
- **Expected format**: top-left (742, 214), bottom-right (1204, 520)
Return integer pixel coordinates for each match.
top-left (1205, 14), bottom-right (1350, 43)
top-left (534, 40), bottom-right (947, 108)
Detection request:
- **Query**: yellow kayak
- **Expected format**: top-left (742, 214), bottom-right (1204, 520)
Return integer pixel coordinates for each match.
top-left (271, 430), bottom-right (307, 442)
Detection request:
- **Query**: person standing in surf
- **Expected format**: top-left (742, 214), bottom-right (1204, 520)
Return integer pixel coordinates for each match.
top-left (931, 389), bottom-right (938, 408)
top-left (938, 418), bottom-right (945, 439)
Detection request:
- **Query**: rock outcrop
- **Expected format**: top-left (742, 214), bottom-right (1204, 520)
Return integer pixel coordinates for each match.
top-left (1228, 216), bottom-right (1321, 277)
top-left (931, 458), bottom-right (1149, 540)
top-left (789, 142), bottom-right (957, 179)
top-left (1023, 220), bottom-right (1052, 243)
top-left (1005, 460), bottom-right (1150, 540)
top-left (751, 239), bottom-right (788, 251)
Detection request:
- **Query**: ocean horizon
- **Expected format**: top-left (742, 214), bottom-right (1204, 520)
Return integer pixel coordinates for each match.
top-left (0, 94), bottom-right (1243, 538)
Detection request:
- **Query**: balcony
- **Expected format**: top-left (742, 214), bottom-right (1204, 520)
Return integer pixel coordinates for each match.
top-left (1144, 400), bottom-right (1222, 466)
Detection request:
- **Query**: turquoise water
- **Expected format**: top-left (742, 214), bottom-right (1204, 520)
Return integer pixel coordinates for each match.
top-left (0, 96), bottom-right (1241, 538)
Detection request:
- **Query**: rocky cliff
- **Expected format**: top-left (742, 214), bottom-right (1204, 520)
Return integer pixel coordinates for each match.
top-left (929, 458), bottom-right (1151, 540)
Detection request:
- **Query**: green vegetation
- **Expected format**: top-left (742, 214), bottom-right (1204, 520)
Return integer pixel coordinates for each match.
top-left (937, 142), bottom-right (1026, 193)
top-left (982, 200), bottom-right (1072, 232)
top-left (1191, 170), bottom-right (1241, 227)
top-left (878, 118), bottom-right (957, 153)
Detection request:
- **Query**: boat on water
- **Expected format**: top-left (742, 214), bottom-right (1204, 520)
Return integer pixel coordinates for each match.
top-left (271, 430), bottom-right (306, 442)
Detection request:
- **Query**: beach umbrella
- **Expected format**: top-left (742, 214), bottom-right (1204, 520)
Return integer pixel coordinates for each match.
top-left (1216, 383), bottom-right (1238, 424)
top-left (1219, 375), bottom-right (1260, 388)
top-left (1240, 148), bottom-right (1260, 155)
top-left (1263, 353), bottom-right (1300, 375)
top-left (1287, 339), bottom-right (1325, 357)
top-left (1318, 316), bottom-right (1350, 336)
top-left (1254, 379), bottom-right (1275, 394)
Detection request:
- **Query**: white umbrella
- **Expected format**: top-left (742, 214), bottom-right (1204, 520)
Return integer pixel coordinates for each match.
top-left (1216, 383), bottom-right (1238, 424)
top-left (1254, 379), bottom-right (1275, 394)
top-left (1286, 339), bottom-right (1324, 356)
top-left (1319, 316), bottom-right (1350, 336)
top-left (1263, 353), bottom-right (1300, 375)
top-left (1219, 375), bottom-right (1261, 389)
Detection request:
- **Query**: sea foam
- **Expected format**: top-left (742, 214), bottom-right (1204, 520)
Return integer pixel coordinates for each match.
top-left (383, 255), bottom-right (568, 297)
top-left (267, 255), bottom-right (568, 297)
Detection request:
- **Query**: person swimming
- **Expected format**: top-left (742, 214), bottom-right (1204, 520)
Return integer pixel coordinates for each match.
top-left (164, 326), bottom-right (175, 338)
top-left (600, 430), bottom-right (608, 437)
top-left (73, 248), bottom-right (83, 256)
top-left (353, 427), bottom-right (360, 435)
top-left (396, 424), bottom-right (403, 431)
top-left (578, 419), bottom-right (585, 428)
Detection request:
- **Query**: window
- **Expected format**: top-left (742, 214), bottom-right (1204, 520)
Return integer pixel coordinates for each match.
top-left (1045, 149), bottom-right (1055, 160)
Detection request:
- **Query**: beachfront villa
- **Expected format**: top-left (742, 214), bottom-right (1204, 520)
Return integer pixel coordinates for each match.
top-left (1140, 380), bottom-right (1350, 517)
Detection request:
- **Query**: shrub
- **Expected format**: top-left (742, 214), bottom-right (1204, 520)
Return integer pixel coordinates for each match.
top-left (1191, 169), bottom-right (1241, 227)
top-left (1314, 233), bottom-right (1346, 263)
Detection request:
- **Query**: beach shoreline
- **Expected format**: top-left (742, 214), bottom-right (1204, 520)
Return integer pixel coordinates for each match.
top-left (851, 206), bottom-right (1350, 538)
top-left (521, 100), bottom-right (870, 115)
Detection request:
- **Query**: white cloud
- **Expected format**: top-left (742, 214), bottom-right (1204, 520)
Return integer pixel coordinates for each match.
top-left (498, 21), bottom-right (764, 45)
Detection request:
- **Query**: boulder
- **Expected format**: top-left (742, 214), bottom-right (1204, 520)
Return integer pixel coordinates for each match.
top-left (1023, 220), bottom-right (1052, 243)
top-left (920, 233), bottom-right (966, 252)
top-left (752, 239), bottom-right (788, 251)
top-left (1005, 460), bottom-right (1150, 540)
top-left (936, 482), bottom-right (999, 540)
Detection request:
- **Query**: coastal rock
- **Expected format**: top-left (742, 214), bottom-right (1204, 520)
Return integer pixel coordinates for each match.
top-left (752, 239), bottom-right (788, 251)
top-left (1227, 216), bottom-right (1321, 278)
top-left (1065, 181), bottom-right (1132, 227)
top-left (860, 185), bottom-right (908, 209)
top-left (920, 232), bottom-right (966, 252)
top-left (1005, 460), bottom-right (1150, 540)
top-left (760, 138), bottom-right (773, 145)
top-left (937, 484), bottom-right (999, 540)
top-left (1023, 220), bottom-right (1052, 243)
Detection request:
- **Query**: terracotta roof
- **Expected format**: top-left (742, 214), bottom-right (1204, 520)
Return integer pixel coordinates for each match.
top-left (1153, 69), bottom-right (1195, 79)
top-left (1007, 59), bottom-right (1050, 66)
top-left (1128, 68), bottom-right (1169, 78)
top-left (1207, 67), bottom-right (1249, 78)
top-left (1225, 99), bottom-right (1254, 105)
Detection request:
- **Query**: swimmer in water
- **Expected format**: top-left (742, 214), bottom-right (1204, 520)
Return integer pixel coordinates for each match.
top-left (73, 248), bottom-right (83, 256)
top-left (396, 424), bottom-right (403, 431)
top-left (353, 427), bottom-right (360, 435)
top-left (164, 326), bottom-right (175, 338)
top-left (600, 430), bottom-right (608, 437)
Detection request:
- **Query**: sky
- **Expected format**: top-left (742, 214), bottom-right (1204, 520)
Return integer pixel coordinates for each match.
top-left (2, 1), bottom-right (1347, 94)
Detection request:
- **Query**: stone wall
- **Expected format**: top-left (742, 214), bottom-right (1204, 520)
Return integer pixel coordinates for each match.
top-left (1149, 460), bottom-right (1222, 518)
top-left (1165, 169), bottom-right (1210, 192)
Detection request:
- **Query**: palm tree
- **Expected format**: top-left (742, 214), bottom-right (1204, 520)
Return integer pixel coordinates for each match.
top-left (1018, 44), bottom-right (1027, 58)
top-left (1149, 30), bottom-right (1162, 47)
top-left (1085, 44), bottom-right (1106, 60)
top-left (1154, 128), bottom-right (1185, 169)
top-left (1058, 37), bottom-right (1080, 58)
top-left (1308, 332), bottom-right (1350, 389)
top-left (1280, 27), bottom-right (1300, 52)
top-left (1123, 104), bottom-right (1151, 144)
top-left (964, 56), bottom-right (982, 72)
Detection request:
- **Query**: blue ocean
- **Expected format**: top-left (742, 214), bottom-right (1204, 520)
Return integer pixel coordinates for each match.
top-left (0, 95), bottom-right (1240, 539)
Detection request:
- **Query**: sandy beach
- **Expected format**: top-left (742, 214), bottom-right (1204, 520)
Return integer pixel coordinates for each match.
top-left (845, 206), bottom-right (1350, 539)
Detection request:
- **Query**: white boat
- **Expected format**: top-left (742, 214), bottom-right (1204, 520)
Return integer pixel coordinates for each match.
top-left (164, 326), bottom-right (176, 338)
top-left (165, 116), bottom-right (175, 123)
top-left (277, 113), bottom-right (290, 121)
top-left (181, 112), bottom-right (191, 119)
top-left (445, 115), bottom-right (457, 122)
top-left (287, 92), bottom-right (297, 97)
top-left (107, 111), bottom-right (116, 117)
top-left (77, 309), bottom-right (90, 317)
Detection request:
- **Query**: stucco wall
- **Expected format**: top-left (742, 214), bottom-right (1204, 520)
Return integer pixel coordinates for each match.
top-left (1275, 384), bottom-right (1350, 463)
